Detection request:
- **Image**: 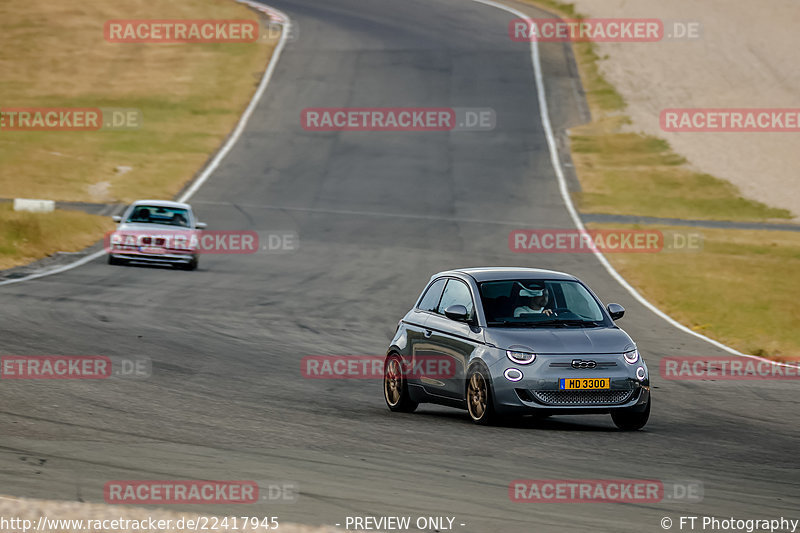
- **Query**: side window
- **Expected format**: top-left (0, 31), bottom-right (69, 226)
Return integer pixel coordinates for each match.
top-left (417, 278), bottom-right (447, 312)
top-left (437, 279), bottom-right (474, 318)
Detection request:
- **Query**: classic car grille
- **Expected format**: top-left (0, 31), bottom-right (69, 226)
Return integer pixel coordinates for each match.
top-left (140, 237), bottom-right (166, 246)
top-left (532, 389), bottom-right (634, 406)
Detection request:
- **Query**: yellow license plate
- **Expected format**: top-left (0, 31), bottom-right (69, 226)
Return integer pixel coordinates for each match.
top-left (559, 378), bottom-right (610, 390)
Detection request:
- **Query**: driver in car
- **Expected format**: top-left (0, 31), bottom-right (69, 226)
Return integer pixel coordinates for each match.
top-left (514, 287), bottom-right (555, 317)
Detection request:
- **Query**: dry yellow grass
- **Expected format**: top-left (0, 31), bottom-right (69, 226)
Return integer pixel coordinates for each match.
top-left (0, 0), bottom-right (276, 202)
top-left (0, 0), bottom-right (277, 269)
top-left (0, 204), bottom-right (113, 270)
top-left (587, 223), bottom-right (800, 359)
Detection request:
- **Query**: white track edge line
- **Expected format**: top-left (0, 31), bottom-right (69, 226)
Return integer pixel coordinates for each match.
top-left (0, 3), bottom-right (291, 288)
top-left (468, 0), bottom-right (797, 369)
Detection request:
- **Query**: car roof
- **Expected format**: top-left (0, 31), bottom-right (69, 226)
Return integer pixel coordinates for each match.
top-left (435, 267), bottom-right (578, 282)
top-left (130, 199), bottom-right (192, 210)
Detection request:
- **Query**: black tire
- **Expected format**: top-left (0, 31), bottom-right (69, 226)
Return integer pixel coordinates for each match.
top-left (611, 398), bottom-right (650, 430)
top-left (383, 354), bottom-right (418, 413)
top-left (466, 364), bottom-right (498, 425)
top-left (180, 257), bottom-right (198, 271)
top-left (108, 255), bottom-right (123, 266)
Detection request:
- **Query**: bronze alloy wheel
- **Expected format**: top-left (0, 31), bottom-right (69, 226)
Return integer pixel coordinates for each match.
top-left (383, 354), bottom-right (418, 413)
top-left (466, 366), bottom-right (496, 425)
top-left (467, 372), bottom-right (487, 420)
top-left (384, 357), bottom-right (403, 407)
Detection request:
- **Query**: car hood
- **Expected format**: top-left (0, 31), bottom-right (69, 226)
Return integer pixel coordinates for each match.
top-left (117, 223), bottom-right (195, 233)
top-left (483, 326), bottom-right (634, 355)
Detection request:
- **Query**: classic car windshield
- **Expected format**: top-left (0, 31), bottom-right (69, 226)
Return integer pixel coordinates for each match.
top-left (125, 205), bottom-right (191, 227)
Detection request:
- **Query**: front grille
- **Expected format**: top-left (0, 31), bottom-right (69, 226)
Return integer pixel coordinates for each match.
top-left (532, 389), bottom-right (634, 406)
top-left (550, 361), bottom-right (617, 369)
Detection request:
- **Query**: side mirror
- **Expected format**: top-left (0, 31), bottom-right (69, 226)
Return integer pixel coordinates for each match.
top-left (607, 303), bottom-right (625, 321)
top-left (444, 304), bottom-right (470, 322)
top-left (196, 222), bottom-right (207, 229)
top-left (112, 215), bottom-right (122, 223)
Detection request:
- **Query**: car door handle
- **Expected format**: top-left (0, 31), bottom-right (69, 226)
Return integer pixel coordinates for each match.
top-left (423, 329), bottom-right (432, 338)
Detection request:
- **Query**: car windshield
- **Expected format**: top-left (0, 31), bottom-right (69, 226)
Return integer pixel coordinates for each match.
top-left (479, 279), bottom-right (606, 326)
top-left (125, 205), bottom-right (191, 227)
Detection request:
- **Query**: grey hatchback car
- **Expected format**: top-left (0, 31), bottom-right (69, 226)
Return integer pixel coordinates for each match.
top-left (383, 267), bottom-right (651, 430)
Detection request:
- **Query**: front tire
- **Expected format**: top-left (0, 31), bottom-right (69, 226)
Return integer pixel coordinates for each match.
top-left (466, 365), bottom-right (497, 425)
top-left (179, 257), bottom-right (198, 271)
top-left (384, 354), bottom-right (418, 413)
top-left (611, 398), bottom-right (650, 430)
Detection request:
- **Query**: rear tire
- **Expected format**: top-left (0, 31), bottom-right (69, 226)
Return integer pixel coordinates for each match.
top-left (384, 354), bottom-right (418, 413)
top-left (611, 398), bottom-right (650, 430)
top-left (466, 365), bottom-right (498, 425)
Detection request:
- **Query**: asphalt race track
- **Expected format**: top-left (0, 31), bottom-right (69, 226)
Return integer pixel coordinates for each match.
top-left (1, 0), bottom-right (798, 531)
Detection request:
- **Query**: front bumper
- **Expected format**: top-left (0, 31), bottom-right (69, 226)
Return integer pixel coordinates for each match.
top-left (109, 251), bottom-right (196, 265)
top-left (489, 352), bottom-right (650, 415)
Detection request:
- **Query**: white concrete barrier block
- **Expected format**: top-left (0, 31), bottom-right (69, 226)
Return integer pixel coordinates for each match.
top-left (13, 198), bottom-right (55, 213)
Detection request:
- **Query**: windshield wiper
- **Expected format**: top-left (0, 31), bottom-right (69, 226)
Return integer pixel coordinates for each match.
top-left (541, 318), bottom-right (603, 327)
top-left (487, 320), bottom-right (564, 327)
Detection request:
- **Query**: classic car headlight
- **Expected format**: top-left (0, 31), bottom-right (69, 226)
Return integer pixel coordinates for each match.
top-left (111, 233), bottom-right (134, 247)
top-left (623, 349), bottom-right (640, 364)
top-left (507, 350), bottom-right (536, 365)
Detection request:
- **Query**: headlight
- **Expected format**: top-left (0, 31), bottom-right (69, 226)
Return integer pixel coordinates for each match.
top-left (111, 233), bottom-right (133, 247)
top-left (623, 349), bottom-right (639, 364)
top-left (636, 366), bottom-right (647, 381)
top-left (507, 350), bottom-right (536, 365)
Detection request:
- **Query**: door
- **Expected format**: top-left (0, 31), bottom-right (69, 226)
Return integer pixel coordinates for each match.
top-left (420, 278), bottom-right (484, 400)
